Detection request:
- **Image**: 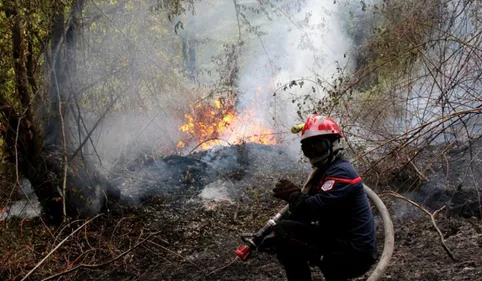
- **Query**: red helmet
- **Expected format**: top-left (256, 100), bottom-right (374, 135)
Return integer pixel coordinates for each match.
top-left (301, 114), bottom-right (343, 142)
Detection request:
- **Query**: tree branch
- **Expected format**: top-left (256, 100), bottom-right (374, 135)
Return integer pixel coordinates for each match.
top-left (70, 96), bottom-right (119, 159)
top-left (40, 230), bottom-right (162, 281)
top-left (21, 215), bottom-right (102, 281)
top-left (387, 192), bottom-right (457, 262)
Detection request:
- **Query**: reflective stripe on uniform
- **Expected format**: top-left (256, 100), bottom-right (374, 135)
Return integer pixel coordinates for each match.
top-left (324, 176), bottom-right (362, 184)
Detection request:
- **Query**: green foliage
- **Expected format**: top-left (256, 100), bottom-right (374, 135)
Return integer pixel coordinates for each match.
top-left (151, 0), bottom-right (197, 20)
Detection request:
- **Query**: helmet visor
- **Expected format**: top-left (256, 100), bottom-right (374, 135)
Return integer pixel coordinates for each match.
top-left (301, 139), bottom-right (330, 159)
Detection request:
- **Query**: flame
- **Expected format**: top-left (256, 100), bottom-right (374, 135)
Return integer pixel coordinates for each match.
top-left (177, 98), bottom-right (276, 150)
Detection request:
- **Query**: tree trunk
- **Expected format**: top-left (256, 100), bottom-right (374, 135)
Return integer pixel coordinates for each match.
top-left (2, 1), bottom-right (120, 224)
top-left (2, 2), bottom-right (64, 223)
top-left (44, 0), bottom-right (120, 220)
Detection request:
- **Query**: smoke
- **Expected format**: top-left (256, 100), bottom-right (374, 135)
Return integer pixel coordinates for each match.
top-left (172, 0), bottom-right (355, 156)
top-left (235, 0), bottom-right (352, 148)
top-left (67, 0), bottom-right (358, 203)
top-left (343, 0), bottom-right (482, 143)
top-left (200, 181), bottom-right (232, 200)
top-left (0, 179), bottom-right (40, 220)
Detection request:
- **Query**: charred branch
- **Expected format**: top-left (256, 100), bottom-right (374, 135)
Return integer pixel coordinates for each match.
top-left (388, 191), bottom-right (457, 262)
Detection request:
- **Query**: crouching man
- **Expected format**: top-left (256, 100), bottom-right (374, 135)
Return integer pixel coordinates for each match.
top-left (267, 114), bottom-right (378, 281)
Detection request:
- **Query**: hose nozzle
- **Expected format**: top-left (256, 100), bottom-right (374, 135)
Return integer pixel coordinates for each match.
top-left (290, 123), bottom-right (305, 134)
top-left (235, 244), bottom-right (252, 261)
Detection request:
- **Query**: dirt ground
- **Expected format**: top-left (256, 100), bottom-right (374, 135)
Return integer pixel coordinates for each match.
top-left (73, 190), bottom-right (482, 280)
top-left (1, 178), bottom-right (481, 281)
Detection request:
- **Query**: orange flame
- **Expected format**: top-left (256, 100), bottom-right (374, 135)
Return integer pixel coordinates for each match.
top-left (177, 98), bottom-right (276, 150)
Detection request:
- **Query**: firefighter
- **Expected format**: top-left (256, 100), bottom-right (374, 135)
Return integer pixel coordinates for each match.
top-left (266, 114), bottom-right (378, 281)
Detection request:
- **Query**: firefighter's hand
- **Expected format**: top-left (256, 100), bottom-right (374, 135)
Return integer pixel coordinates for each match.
top-left (273, 179), bottom-right (300, 201)
top-left (257, 232), bottom-right (277, 254)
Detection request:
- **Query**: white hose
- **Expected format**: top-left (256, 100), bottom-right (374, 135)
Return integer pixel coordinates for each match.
top-left (364, 184), bottom-right (395, 281)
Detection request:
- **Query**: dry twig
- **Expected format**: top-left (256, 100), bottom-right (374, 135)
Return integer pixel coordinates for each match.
top-left (406, 155), bottom-right (429, 182)
top-left (146, 240), bottom-right (208, 274)
top-left (387, 191), bottom-right (457, 261)
top-left (53, 68), bottom-right (68, 222)
top-left (205, 257), bottom-right (238, 276)
top-left (40, 230), bottom-right (162, 281)
top-left (21, 214), bottom-right (102, 281)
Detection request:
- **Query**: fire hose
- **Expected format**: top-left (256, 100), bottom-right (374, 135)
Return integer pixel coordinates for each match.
top-left (235, 124), bottom-right (395, 281)
top-left (235, 168), bottom-right (319, 261)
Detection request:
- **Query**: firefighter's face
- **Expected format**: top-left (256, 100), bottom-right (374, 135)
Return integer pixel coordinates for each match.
top-left (301, 138), bottom-right (331, 167)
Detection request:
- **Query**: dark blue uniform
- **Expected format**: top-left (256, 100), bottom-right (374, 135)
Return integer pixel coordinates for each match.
top-left (273, 155), bottom-right (378, 281)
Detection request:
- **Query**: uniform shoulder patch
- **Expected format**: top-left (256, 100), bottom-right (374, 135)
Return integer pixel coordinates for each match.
top-left (321, 180), bottom-right (335, 192)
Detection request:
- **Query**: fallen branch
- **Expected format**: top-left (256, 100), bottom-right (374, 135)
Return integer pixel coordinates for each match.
top-left (53, 218), bottom-right (91, 245)
top-left (147, 239), bottom-right (208, 274)
top-left (187, 137), bottom-right (231, 155)
top-left (40, 230), bottom-right (162, 281)
top-left (387, 191), bottom-right (457, 261)
top-left (21, 214), bottom-right (102, 281)
top-left (205, 257), bottom-right (238, 276)
top-left (406, 155), bottom-right (429, 182)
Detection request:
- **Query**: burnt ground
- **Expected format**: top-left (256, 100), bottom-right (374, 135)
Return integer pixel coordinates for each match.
top-left (98, 192), bottom-right (482, 281)
top-left (1, 143), bottom-right (482, 280)
top-left (83, 191), bottom-right (482, 281)
top-left (2, 180), bottom-right (481, 281)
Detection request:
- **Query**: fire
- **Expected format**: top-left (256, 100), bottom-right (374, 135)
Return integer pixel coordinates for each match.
top-left (177, 98), bottom-right (277, 150)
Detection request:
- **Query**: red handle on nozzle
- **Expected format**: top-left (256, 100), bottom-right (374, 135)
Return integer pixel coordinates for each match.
top-left (235, 244), bottom-right (251, 261)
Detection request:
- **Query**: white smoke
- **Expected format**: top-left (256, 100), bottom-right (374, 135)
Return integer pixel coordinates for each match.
top-left (79, 0), bottom-right (356, 162)
top-left (175, 0), bottom-right (355, 156)
top-left (70, 0), bottom-right (359, 200)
